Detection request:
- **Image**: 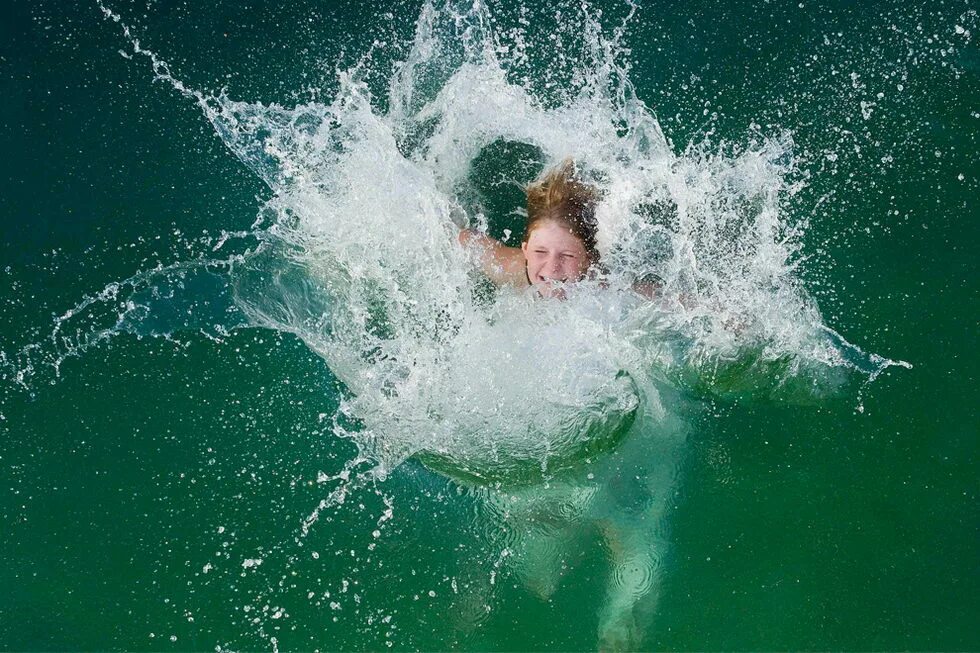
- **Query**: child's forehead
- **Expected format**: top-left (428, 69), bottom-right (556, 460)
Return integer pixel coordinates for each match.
top-left (527, 222), bottom-right (584, 246)
top-left (530, 219), bottom-right (573, 236)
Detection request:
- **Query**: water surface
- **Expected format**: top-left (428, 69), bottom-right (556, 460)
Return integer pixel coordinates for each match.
top-left (1, 0), bottom-right (976, 650)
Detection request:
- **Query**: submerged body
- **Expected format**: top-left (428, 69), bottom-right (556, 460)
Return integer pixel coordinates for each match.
top-left (441, 161), bottom-right (683, 647)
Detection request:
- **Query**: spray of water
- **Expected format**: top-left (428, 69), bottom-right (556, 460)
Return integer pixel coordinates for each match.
top-left (80, 0), bottom-right (907, 473)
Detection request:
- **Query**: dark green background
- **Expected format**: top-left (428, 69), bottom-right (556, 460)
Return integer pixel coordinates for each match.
top-left (1, 0), bottom-right (976, 649)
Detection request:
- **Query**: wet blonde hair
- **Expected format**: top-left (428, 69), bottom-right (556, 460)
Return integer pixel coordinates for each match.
top-left (524, 159), bottom-right (600, 262)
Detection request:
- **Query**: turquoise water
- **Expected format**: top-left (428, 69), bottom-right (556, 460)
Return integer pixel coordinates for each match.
top-left (1, 0), bottom-right (977, 650)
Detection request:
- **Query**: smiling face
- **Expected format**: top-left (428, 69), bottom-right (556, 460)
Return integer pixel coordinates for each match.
top-left (521, 219), bottom-right (593, 296)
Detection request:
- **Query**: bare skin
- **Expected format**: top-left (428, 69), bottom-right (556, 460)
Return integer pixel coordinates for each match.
top-left (457, 228), bottom-right (528, 287)
top-left (522, 221), bottom-right (593, 296)
top-left (459, 222), bottom-right (665, 300)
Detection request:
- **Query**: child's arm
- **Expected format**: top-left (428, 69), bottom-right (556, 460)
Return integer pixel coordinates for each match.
top-left (458, 229), bottom-right (528, 287)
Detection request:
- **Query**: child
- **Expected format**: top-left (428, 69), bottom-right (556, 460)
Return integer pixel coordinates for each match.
top-left (458, 159), bottom-right (602, 299)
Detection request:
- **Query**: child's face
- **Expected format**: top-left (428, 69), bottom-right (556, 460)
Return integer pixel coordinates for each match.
top-left (521, 220), bottom-right (592, 298)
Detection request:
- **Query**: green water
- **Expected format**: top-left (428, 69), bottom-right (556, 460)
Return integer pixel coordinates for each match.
top-left (2, 0), bottom-right (977, 650)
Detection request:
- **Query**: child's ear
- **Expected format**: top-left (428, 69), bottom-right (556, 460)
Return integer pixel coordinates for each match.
top-left (521, 241), bottom-right (528, 256)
